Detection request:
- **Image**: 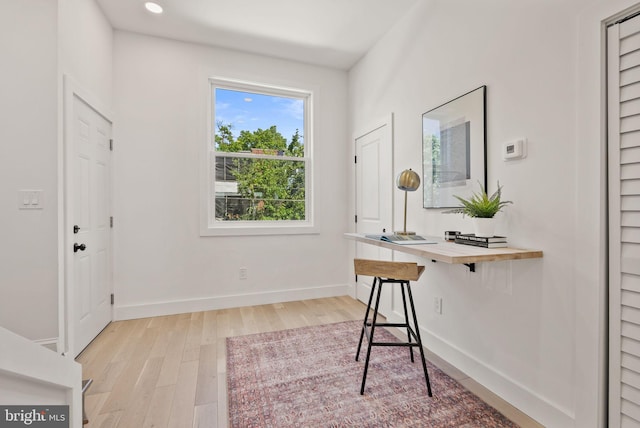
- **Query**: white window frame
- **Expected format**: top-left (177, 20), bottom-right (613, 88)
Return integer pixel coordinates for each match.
top-left (200, 77), bottom-right (316, 236)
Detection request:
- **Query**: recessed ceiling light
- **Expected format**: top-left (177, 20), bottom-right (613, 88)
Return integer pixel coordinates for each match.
top-left (144, 2), bottom-right (163, 14)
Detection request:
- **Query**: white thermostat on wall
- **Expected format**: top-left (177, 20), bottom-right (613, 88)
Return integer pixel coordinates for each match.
top-left (503, 139), bottom-right (527, 160)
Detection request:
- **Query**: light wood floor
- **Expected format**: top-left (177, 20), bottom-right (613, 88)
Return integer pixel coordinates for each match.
top-left (77, 296), bottom-right (543, 427)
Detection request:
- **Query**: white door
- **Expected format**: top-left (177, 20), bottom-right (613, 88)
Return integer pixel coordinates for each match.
top-left (608, 13), bottom-right (640, 427)
top-left (71, 94), bottom-right (113, 356)
top-left (355, 120), bottom-right (393, 315)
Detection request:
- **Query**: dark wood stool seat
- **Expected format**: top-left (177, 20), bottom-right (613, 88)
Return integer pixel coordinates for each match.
top-left (354, 258), bottom-right (432, 396)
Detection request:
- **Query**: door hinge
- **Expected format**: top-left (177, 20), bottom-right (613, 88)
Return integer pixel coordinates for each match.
top-left (109, 139), bottom-right (113, 151)
top-left (354, 155), bottom-right (357, 163)
top-left (110, 216), bottom-right (113, 228)
top-left (110, 293), bottom-right (114, 305)
top-left (355, 214), bottom-right (358, 223)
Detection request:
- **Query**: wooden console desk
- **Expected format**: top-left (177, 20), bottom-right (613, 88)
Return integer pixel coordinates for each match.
top-left (345, 233), bottom-right (543, 272)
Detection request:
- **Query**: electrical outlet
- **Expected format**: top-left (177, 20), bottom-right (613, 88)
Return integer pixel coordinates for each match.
top-left (239, 267), bottom-right (248, 280)
top-left (434, 297), bottom-right (443, 315)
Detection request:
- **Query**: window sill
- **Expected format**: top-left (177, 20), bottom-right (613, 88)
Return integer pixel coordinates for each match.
top-left (200, 222), bottom-right (319, 237)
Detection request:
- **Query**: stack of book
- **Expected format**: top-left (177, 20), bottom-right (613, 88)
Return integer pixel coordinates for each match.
top-left (454, 234), bottom-right (508, 248)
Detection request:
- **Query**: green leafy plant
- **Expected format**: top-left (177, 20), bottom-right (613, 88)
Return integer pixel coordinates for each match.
top-left (445, 181), bottom-right (512, 218)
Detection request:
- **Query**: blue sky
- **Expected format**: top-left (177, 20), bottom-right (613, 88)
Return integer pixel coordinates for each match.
top-left (215, 88), bottom-right (304, 145)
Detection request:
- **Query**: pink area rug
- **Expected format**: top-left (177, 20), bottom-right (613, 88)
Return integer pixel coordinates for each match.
top-left (227, 320), bottom-right (519, 427)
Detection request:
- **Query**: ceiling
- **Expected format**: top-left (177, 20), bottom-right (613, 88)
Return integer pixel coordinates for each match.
top-left (95, 0), bottom-right (419, 70)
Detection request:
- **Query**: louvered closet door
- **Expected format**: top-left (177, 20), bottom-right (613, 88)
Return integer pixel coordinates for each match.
top-left (609, 14), bottom-right (640, 428)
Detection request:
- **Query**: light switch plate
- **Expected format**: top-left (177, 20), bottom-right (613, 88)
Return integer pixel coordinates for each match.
top-left (18, 190), bottom-right (43, 210)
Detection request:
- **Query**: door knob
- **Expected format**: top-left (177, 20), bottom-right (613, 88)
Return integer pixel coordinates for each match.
top-left (74, 243), bottom-right (86, 253)
top-left (73, 225), bottom-right (80, 234)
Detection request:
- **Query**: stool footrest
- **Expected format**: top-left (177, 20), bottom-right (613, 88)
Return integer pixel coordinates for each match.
top-left (370, 341), bottom-right (423, 347)
top-left (362, 323), bottom-right (420, 346)
top-left (365, 322), bottom-right (408, 328)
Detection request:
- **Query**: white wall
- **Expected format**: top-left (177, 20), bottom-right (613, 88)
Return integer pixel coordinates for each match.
top-left (59, 0), bottom-right (114, 108)
top-left (0, 0), bottom-right (112, 346)
top-left (348, 0), bottom-right (616, 426)
top-left (0, 0), bottom-right (59, 341)
top-left (112, 32), bottom-right (349, 319)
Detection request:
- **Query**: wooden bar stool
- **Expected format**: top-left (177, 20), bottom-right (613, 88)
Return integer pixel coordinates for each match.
top-left (354, 258), bottom-right (432, 396)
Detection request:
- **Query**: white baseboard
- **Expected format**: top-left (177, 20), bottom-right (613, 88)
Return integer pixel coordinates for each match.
top-left (386, 310), bottom-right (574, 427)
top-left (346, 282), bottom-right (356, 299)
top-left (114, 284), bottom-right (350, 321)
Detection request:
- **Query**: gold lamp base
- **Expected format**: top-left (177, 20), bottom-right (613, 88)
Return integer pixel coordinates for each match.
top-left (394, 231), bottom-right (416, 236)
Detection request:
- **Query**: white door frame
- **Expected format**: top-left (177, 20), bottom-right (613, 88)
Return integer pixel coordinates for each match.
top-left (58, 75), bottom-right (114, 356)
top-left (353, 113), bottom-right (394, 313)
top-left (607, 7), bottom-right (640, 427)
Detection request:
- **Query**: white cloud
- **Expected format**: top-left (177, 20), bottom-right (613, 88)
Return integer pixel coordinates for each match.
top-left (289, 99), bottom-right (304, 120)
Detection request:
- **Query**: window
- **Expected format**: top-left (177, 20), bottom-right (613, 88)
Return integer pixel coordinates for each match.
top-left (202, 78), bottom-right (314, 235)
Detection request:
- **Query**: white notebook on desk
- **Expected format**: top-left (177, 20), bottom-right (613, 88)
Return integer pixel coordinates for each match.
top-left (365, 234), bottom-right (437, 245)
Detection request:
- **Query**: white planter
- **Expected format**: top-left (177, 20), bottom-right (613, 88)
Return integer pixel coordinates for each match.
top-left (473, 217), bottom-right (496, 238)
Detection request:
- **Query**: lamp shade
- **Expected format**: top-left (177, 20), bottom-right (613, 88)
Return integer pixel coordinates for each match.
top-left (396, 169), bottom-right (420, 191)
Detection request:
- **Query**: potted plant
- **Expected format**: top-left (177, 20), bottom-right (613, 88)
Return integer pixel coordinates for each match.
top-left (445, 181), bottom-right (512, 237)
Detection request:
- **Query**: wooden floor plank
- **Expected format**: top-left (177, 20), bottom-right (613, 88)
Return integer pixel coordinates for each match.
top-left (110, 319), bottom-right (152, 363)
top-left (195, 344), bottom-right (217, 406)
top-left (167, 360), bottom-right (199, 428)
top-left (193, 403), bottom-right (218, 428)
top-left (78, 322), bottom-right (129, 379)
top-left (261, 304), bottom-right (286, 332)
top-left (200, 310), bottom-right (218, 346)
top-left (182, 314), bottom-right (204, 362)
top-left (226, 308), bottom-right (245, 337)
top-left (141, 384), bottom-right (174, 428)
top-left (99, 357), bottom-right (148, 413)
top-left (115, 357), bottom-right (164, 427)
top-left (86, 360), bottom-right (127, 395)
top-left (216, 367), bottom-right (228, 428)
top-left (90, 410), bottom-right (123, 428)
top-left (156, 319), bottom-right (189, 387)
top-left (148, 316), bottom-right (179, 359)
top-left (83, 391), bottom-right (109, 422)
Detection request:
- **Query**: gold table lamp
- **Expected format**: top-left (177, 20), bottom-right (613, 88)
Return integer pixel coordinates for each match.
top-left (395, 169), bottom-right (421, 235)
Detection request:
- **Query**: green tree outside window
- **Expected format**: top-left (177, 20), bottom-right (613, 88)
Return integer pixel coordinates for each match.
top-left (215, 122), bottom-right (306, 221)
